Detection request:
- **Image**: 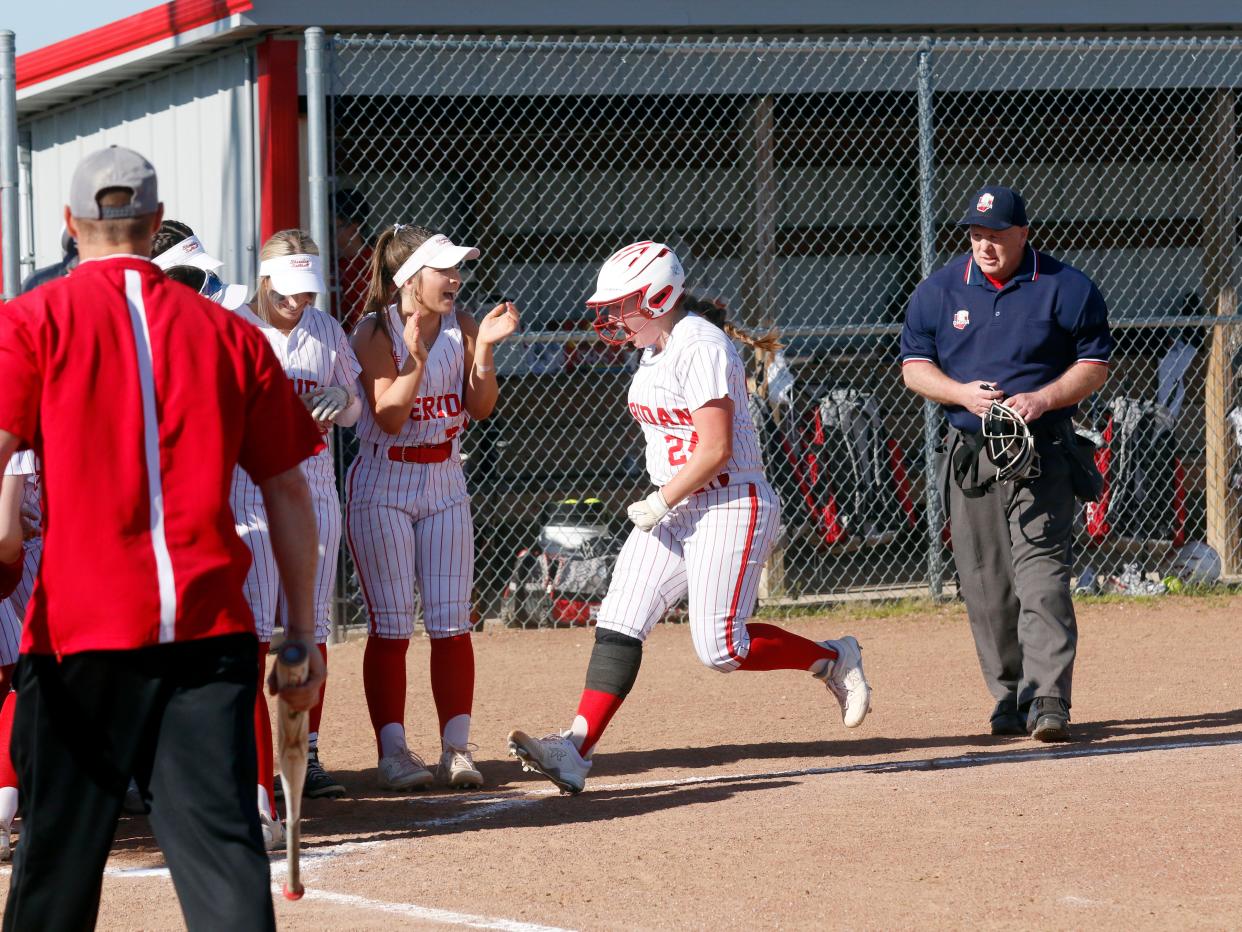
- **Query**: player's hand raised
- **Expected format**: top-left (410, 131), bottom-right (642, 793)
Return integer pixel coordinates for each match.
top-left (478, 301), bottom-right (520, 346)
top-left (403, 306), bottom-right (429, 368)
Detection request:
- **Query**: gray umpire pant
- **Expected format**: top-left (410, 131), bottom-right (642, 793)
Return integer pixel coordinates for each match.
top-left (945, 428), bottom-right (1078, 714)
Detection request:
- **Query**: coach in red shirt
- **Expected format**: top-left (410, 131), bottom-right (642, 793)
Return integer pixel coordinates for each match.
top-left (0, 146), bottom-right (326, 930)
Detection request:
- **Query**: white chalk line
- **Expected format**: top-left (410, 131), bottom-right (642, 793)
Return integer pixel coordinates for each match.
top-left (296, 887), bottom-right (575, 932)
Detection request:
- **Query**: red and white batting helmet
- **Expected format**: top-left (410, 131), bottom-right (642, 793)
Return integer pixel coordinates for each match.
top-left (586, 241), bottom-right (685, 345)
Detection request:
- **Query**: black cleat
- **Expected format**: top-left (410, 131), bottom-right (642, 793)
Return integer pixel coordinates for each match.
top-left (1028, 697), bottom-right (1071, 742)
top-left (303, 748), bottom-right (347, 799)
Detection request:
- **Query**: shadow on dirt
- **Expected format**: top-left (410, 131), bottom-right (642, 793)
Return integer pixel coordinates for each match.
top-left (102, 707), bottom-right (1242, 855)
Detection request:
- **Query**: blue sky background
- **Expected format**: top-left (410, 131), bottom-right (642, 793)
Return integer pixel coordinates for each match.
top-left (5, 1), bottom-right (157, 54)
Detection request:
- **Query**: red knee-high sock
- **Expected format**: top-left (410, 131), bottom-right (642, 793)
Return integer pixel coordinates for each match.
top-left (254, 641), bottom-right (276, 817)
top-left (0, 689), bottom-right (18, 790)
top-left (735, 623), bottom-right (837, 672)
top-left (363, 636), bottom-right (409, 756)
top-left (574, 688), bottom-right (626, 757)
top-left (308, 642), bottom-right (329, 747)
top-left (429, 633), bottom-right (474, 743)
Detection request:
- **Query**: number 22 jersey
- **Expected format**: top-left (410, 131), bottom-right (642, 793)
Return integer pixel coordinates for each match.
top-left (627, 312), bottom-right (765, 488)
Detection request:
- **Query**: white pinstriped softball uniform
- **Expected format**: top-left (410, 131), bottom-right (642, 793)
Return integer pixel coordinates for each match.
top-left (597, 312), bottom-right (780, 671)
top-left (345, 305), bottom-right (473, 640)
top-left (0, 451), bottom-right (42, 667)
top-left (230, 305), bottom-right (361, 641)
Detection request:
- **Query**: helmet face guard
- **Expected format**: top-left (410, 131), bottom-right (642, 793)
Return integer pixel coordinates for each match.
top-left (588, 289), bottom-right (657, 346)
top-left (983, 401), bottom-right (1040, 482)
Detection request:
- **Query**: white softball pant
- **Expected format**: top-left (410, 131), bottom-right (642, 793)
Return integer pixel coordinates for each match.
top-left (233, 461), bottom-right (341, 643)
top-left (344, 453), bottom-right (474, 640)
top-left (0, 537), bottom-right (42, 667)
top-left (597, 480), bottom-right (781, 671)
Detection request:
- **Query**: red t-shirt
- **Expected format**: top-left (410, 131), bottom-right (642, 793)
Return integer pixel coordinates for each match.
top-left (0, 255), bottom-right (324, 656)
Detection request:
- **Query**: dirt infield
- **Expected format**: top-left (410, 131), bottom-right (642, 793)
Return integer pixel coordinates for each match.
top-left (3, 593), bottom-right (1241, 930)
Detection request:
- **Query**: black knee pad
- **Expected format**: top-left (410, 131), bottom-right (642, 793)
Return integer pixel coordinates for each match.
top-left (584, 628), bottom-right (643, 697)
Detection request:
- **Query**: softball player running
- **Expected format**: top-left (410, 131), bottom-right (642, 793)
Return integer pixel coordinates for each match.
top-left (231, 231), bottom-right (362, 844)
top-left (347, 224), bottom-right (518, 792)
top-left (0, 452), bottom-right (42, 859)
top-left (509, 242), bottom-right (872, 794)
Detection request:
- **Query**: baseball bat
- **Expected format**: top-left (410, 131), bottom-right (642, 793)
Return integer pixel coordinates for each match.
top-left (275, 640), bottom-right (310, 900)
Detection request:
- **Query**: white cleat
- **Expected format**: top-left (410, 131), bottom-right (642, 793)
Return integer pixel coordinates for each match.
top-left (816, 635), bottom-right (873, 728)
top-left (507, 730), bottom-right (592, 795)
top-left (377, 748), bottom-right (435, 792)
top-left (439, 745), bottom-right (484, 790)
top-left (258, 808), bottom-right (285, 851)
top-left (0, 824), bottom-right (10, 862)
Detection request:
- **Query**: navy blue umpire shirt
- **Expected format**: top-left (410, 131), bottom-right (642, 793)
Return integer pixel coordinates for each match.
top-left (899, 245), bottom-right (1113, 432)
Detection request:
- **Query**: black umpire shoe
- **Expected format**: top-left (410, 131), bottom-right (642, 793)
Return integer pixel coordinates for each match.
top-left (989, 697), bottom-right (1026, 736)
top-left (1028, 697), bottom-right (1071, 742)
top-left (303, 748), bottom-right (347, 799)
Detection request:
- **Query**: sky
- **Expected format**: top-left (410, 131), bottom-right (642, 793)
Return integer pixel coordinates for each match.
top-left (4, 0), bottom-right (157, 55)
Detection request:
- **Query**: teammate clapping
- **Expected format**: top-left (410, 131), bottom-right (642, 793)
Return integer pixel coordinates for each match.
top-left (347, 224), bottom-right (518, 792)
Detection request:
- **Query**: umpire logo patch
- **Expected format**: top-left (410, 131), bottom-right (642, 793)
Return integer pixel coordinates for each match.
top-left (952, 309), bottom-right (970, 330)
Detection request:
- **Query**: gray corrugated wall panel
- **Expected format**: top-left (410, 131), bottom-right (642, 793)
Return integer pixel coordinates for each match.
top-left (27, 48), bottom-right (257, 289)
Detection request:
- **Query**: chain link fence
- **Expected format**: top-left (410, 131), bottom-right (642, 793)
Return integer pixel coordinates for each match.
top-left (324, 34), bottom-right (1242, 631)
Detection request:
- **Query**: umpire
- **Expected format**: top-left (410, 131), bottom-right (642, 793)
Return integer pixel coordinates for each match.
top-left (900, 185), bottom-right (1113, 741)
top-left (0, 146), bottom-right (326, 929)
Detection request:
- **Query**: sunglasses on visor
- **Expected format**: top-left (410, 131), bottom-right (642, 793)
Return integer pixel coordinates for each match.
top-left (164, 265), bottom-right (228, 303)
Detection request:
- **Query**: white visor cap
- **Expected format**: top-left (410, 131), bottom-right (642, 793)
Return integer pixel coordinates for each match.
top-left (258, 253), bottom-right (326, 296)
top-left (217, 283), bottom-right (250, 311)
top-left (392, 234), bottom-right (480, 288)
top-left (153, 235), bottom-right (225, 273)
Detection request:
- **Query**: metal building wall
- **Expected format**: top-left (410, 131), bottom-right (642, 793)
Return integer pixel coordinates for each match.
top-left (24, 46), bottom-right (258, 287)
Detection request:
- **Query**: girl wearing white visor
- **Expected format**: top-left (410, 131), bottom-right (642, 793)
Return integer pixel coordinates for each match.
top-left (151, 220), bottom-right (250, 311)
top-left (347, 224), bottom-right (518, 792)
top-left (231, 230), bottom-right (363, 845)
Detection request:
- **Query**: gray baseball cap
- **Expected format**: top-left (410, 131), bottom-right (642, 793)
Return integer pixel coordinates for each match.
top-left (68, 145), bottom-right (159, 219)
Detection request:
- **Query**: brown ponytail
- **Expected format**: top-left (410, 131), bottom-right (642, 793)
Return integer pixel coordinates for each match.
top-left (361, 223), bottom-right (436, 329)
top-left (681, 292), bottom-right (783, 354)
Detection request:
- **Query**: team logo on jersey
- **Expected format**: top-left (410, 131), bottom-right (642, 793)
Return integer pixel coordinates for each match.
top-left (952, 309), bottom-right (970, 330)
top-left (976, 193), bottom-right (994, 213)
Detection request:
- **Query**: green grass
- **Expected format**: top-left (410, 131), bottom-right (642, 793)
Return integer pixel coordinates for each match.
top-left (755, 583), bottom-right (1241, 622)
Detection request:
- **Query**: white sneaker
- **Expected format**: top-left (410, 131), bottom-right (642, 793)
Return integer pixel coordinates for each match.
top-left (507, 730), bottom-right (592, 795)
top-left (816, 636), bottom-right (872, 728)
top-left (439, 745), bottom-right (484, 790)
top-left (258, 809), bottom-right (285, 851)
top-left (377, 748), bottom-right (435, 791)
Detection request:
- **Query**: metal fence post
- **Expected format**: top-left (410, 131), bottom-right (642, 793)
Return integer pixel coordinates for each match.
top-left (915, 38), bottom-right (945, 600)
top-left (305, 28), bottom-right (331, 312)
top-left (0, 31), bottom-right (20, 301)
top-left (305, 26), bottom-right (346, 642)
top-left (18, 127), bottom-right (33, 284)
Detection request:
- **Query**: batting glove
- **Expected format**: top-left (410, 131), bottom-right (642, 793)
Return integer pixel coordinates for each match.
top-left (627, 490), bottom-right (670, 531)
top-left (308, 386), bottom-right (351, 423)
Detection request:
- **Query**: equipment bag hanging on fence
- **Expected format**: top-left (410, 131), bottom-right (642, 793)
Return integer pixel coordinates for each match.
top-left (771, 385), bottom-right (917, 547)
top-left (1086, 396), bottom-right (1187, 547)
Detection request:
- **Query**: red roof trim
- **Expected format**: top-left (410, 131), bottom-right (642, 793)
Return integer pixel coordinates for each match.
top-left (16, 0), bottom-right (254, 91)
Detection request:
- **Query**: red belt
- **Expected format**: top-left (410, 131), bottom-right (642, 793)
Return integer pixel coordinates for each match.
top-left (695, 473), bottom-right (731, 494)
top-left (383, 441), bottom-right (452, 464)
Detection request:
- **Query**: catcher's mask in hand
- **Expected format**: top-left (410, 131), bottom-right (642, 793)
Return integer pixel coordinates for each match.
top-left (983, 401), bottom-right (1040, 482)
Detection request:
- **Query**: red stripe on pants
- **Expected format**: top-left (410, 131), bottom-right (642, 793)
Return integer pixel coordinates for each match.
top-left (723, 483), bottom-right (760, 664)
